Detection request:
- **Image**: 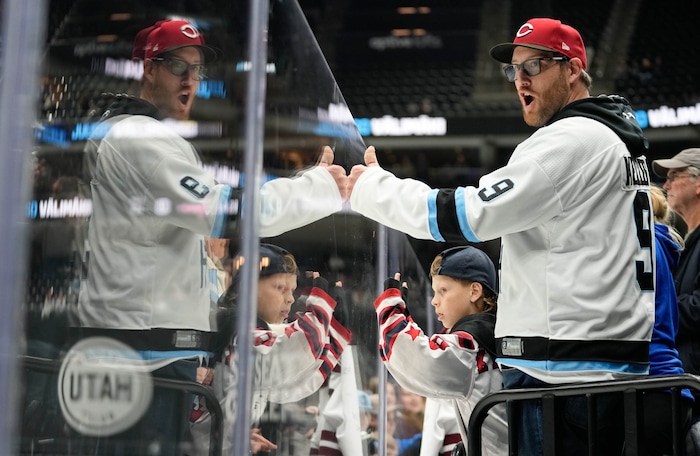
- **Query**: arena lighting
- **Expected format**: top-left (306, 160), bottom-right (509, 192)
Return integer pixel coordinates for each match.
top-left (203, 162), bottom-right (242, 187)
top-left (26, 197), bottom-right (92, 220)
top-left (369, 33), bottom-right (442, 50)
top-left (109, 13), bottom-right (131, 21)
top-left (235, 60), bottom-right (277, 74)
top-left (324, 102), bottom-right (354, 123)
top-left (397, 6), bottom-right (431, 14)
top-left (68, 119), bottom-right (222, 141)
top-left (104, 57), bottom-right (143, 80)
top-left (635, 103), bottom-right (700, 129)
top-left (25, 166), bottom-right (271, 220)
top-left (35, 124), bottom-right (68, 147)
top-left (355, 115), bottom-right (447, 136)
top-left (96, 35), bottom-right (118, 42)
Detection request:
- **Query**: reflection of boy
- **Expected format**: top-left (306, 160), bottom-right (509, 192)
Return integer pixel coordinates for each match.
top-left (214, 244), bottom-right (351, 454)
top-left (374, 246), bottom-right (508, 456)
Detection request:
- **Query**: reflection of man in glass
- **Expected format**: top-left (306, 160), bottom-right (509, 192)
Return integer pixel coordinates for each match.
top-left (77, 19), bottom-right (348, 452)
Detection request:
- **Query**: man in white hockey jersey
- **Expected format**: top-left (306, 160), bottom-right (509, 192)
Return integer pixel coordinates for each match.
top-left (348, 18), bottom-right (653, 456)
top-left (76, 19), bottom-right (347, 452)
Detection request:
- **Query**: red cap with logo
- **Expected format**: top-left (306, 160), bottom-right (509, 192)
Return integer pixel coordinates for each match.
top-left (489, 18), bottom-right (587, 69)
top-left (132, 21), bottom-right (163, 61)
top-left (143, 20), bottom-right (218, 62)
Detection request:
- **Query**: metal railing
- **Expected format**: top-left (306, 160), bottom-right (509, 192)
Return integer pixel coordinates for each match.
top-left (468, 374), bottom-right (700, 456)
top-left (20, 354), bottom-right (224, 456)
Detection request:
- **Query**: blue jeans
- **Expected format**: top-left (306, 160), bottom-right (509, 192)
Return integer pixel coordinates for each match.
top-left (502, 368), bottom-right (625, 456)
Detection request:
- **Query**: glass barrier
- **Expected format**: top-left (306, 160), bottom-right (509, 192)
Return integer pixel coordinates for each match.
top-left (17, 0), bottom-right (435, 455)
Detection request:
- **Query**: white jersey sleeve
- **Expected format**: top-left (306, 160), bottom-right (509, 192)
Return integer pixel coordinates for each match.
top-left (349, 149), bottom-right (562, 243)
top-left (258, 166), bottom-right (345, 238)
top-left (420, 397), bottom-right (462, 456)
top-left (107, 116), bottom-right (345, 239)
top-left (218, 287), bottom-right (351, 452)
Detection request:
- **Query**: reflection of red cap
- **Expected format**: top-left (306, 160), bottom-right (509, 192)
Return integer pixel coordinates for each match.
top-left (132, 21), bottom-right (163, 61)
top-left (144, 20), bottom-right (217, 62)
top-left (489, 18), bottom-right (587, 69)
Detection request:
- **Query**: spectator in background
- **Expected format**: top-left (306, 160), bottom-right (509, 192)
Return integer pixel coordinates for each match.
top-left (652, 149), bottom-right (700, 444)
top-left (358, 390), bottom-right (378, 455)
top-left (644, 185), bottom-right (693, 456)
top-left (394, 387), bottom-right (425, 441)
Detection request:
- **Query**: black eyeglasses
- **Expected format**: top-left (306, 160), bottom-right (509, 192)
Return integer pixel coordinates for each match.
top-left (151, 57), bottom-right (207, 81)
top-left (503, 56), bottom-right (568, 82)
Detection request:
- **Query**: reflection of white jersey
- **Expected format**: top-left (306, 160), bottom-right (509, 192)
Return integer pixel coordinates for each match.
top-left (421, 397), bottom-right (462, 456)
top-left (352, 108), bottom-right (654, 384)
top-left (216, 287), bottom-right (351, 453)
top-left (79, 114), bottom-right (343, 331)
top-left (375, 289), bottom-right (508, 456)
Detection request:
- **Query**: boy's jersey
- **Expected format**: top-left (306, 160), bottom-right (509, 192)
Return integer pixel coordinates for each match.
top-left (216, 287), bottom-right (351, 454)
top-left (375, 288), bottom-right (508, 456)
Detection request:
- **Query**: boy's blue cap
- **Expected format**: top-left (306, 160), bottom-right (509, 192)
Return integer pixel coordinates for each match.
top-left (433, 246), bottom-right (497, 294)
top-left (259, 243), bottom-right (295, 277)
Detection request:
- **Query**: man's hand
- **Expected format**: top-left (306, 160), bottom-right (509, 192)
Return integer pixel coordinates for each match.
top-left (317, 146), bottom-right (349, 200)
top-left (348, 146), bottom-right (380, 198)
top-left (196, 366), bottom-right (214, 385)
top-left (251, 428), bottom-right (277, 453)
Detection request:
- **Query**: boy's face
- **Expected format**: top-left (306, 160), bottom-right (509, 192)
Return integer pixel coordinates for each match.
top-left (257, 273), bottom-right (297, 324)
top-left (431, 275), bottom-right (479, 330)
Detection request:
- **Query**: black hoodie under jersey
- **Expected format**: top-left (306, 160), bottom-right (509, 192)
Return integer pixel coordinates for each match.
top-left (549, 94), bottom-right (649, 157)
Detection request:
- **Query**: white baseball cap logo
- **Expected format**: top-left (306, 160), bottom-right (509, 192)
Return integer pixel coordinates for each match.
top-left (180, 24), bottom-right (200, 39)
top-left (516, 23), bottom-right (534, 38)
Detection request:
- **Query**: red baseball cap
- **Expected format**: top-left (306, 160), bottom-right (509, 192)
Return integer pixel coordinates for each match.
top-left (489, 18), bottom-right (587, 69)
top-left (132, 22), bottom-right (163, 61)
top-left (144, 20), bottom-right (218, 62)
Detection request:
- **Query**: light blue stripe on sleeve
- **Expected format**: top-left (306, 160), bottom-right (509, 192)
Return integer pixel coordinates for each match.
top-left (209, 269), bottom-right (220, 302)
top-left (455, 188), bottom-right (480, 242)
top-left (428, 189), bottom-right (445, 241)
top-left (211, 185), bottom-right (232, 238)
top-left (497, 358), bottom-right (650, 375)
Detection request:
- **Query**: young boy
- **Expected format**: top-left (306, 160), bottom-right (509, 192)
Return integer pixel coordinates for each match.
top-left (374, 246), bottom-right (507, 456)
top-left (210, 243), bottom-right (351, 454)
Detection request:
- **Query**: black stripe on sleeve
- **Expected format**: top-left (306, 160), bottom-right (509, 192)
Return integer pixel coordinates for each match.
top-left (435, 189), bottom-right (468, 242)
